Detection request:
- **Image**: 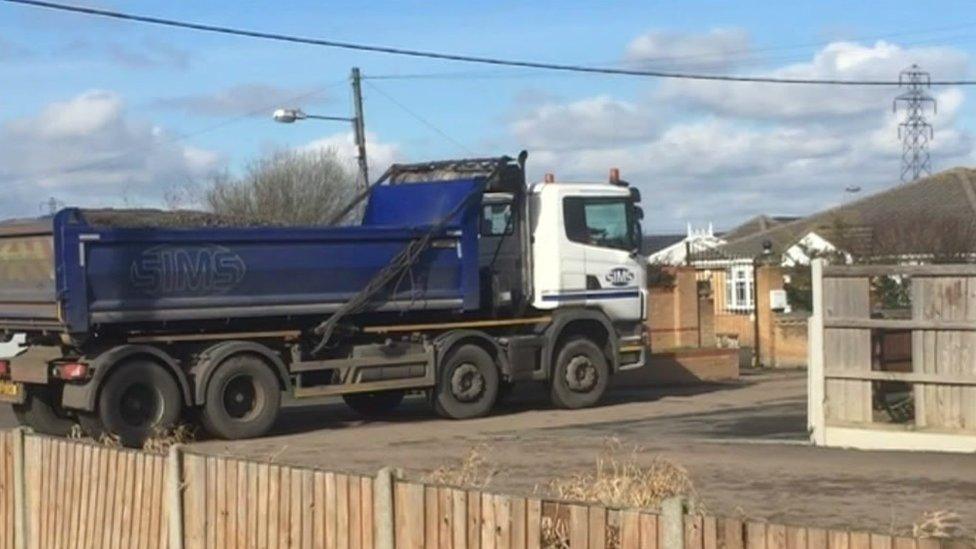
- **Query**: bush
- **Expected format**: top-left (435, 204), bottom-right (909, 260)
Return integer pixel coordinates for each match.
top-left (206, 148), bottom-right (357, 225)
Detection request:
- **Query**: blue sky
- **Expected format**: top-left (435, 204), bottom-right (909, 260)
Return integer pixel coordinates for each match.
top-left (2, 0), bottom-right (975, 231)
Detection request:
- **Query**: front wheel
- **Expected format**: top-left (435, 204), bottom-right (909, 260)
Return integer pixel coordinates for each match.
top-left (13, 384), bottom-right (75, 436)
top-left (433, 344), bottom-right (498, 419)
top-left (78, 359), bottom-right (183, 447)
top-left (549, 337), bottom-right (610, 409)
top-left (200, 355), bottom-right (281, 440)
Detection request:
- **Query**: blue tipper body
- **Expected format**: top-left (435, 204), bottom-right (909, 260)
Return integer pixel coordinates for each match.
top-left (42, 178), bottom-right (485, 334)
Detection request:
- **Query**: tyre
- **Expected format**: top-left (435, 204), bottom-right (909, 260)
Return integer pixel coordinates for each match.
top-left (343, 390), bottom-right (405, 417)
top-left (200, 354), bottom-right (281, 440)
top-left (549, 337), bottom-right (610, 409)
top-left (13, 384), bottom-right (74, 436)
top-left (78, 359), bottom-right (183, 447)
top-left (433, 344), bottom-right (498, 419)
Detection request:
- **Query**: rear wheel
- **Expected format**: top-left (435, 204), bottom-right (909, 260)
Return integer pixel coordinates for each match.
top-left (13, 384), bottom-right (74, 436)
top-left (200, 355), bottom-right (281, 440)
top-left (78, 359), bottom-right (183, 447)
top-left (549, 337), bottom-right (609, 409)
top-left (433, 344), bottom-right (498, 419)
top-left (343, 390), bottom-right (406, 417)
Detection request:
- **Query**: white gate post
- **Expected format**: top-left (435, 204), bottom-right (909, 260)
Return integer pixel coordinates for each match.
top-left (808, 258), bottom-right (826, 446)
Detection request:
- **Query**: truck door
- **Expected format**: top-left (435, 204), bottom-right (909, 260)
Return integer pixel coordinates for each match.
top-left (478, 194), bottom-right (523, 312)
top-left (562, 196), bottom-right (643, 321)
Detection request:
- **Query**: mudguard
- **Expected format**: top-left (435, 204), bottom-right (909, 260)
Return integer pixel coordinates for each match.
top-left (189, 340), bottom-right (291, 405)
top-left (540, 308), bottom-right (620, 377)
top-left (433, 329), bottom-right (511, 377)
top-left (61, 344), bottom-right (192, 412)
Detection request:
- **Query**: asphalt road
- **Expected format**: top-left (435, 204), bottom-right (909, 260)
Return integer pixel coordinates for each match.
top-left (1, 370), bottom-right (973, 534)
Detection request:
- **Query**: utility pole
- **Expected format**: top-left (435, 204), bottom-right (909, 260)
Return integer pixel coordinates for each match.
top-left (350, 67), bottom-right (369, 189)
top-left (893, 64), bottom-right (936, 182)
top-left (273, 67), bottom-right (370, 190)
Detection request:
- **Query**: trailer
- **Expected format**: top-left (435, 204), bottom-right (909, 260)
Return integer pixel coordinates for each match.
top-left (0, 154), bottom-right (648, 446)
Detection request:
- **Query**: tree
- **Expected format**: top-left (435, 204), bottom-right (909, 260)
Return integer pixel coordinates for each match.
top-left (206, 148), bottom-right (357, 225)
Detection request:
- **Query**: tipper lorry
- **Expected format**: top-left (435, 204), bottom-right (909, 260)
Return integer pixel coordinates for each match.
top-left (0, 153), bottom-right (648, 446)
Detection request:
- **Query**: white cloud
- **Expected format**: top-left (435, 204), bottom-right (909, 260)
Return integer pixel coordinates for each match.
top-left (15, 90), bottom-right (122, 138)
top-left (304, 131), bottom-right (402, 181)
top-left (511, 34), bottom-right (975, 231)
top-left (660, 41), bottom-right (968, 120)
top-left (511, 95), bottom-right (660, 150)
top-left (625, 28), bottom-right (751, 71)
top-left (0, 90), bottom-right (223, 217)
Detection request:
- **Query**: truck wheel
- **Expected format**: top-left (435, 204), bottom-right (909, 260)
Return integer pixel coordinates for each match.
top-left (78, 359), bottom-right (182, 447)
top-left (433, 344), bottom-right (498, 420)
top-left (13, 385), bottom-right (74, 437)
top-left (343, 390), bottom-right (405, 417)
top-left (550, 337), bottom-right (609, 409)
top-left (200, 355), bottom-right (281, 440)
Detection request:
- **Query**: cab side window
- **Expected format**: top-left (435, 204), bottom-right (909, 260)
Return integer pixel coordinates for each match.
top-left (481, 203), bottom-right (513, 236)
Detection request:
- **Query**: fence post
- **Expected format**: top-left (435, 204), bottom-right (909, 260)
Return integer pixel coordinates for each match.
top-left (661, 496), bottom-right (685, 549)
top-left (12, 428), bottom-right (26, 549)
top-left (373, 466), bottom-right (395, 549)
top-left (167, 444), bottom-right (185, 549)
top-left (808, 258), bottom-right (826, 446)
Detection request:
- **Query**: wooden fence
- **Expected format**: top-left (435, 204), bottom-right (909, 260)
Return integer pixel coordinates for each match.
top-left (0, 429), bottom-right (970, 548)
top-left (808, 260), bottom-right (976, 452)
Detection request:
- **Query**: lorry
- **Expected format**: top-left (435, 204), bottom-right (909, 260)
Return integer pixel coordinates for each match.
top-left (0, 153), bottom-right (647, 446)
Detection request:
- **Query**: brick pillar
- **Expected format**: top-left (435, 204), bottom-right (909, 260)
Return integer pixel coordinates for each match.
top-left (755, 264), bottom-right (784, 367)
top-left (673, 267), bottom-right (699, 348)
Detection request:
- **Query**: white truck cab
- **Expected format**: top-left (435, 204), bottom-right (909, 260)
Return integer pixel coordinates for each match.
top-left (526, 174), bottom-right (647, 368)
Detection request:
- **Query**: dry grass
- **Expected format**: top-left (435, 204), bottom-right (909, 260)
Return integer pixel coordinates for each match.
top-left (544, 438), bottom-right (696, 511)
top-left (64, 422), bottom-right (195, 452)
top-left (142, 424), bottom-right (196, 453)
top-left (541, 516), bottom-right (570, 549)
top-left (420, 445), bottom-right (498, 489)
top-left (912, 510), bottom-right (968, 540)
top-left (66, 424), bottom-right (122, 448)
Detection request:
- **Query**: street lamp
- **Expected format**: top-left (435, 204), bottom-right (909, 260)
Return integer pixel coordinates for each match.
top-left (272, 67), bottom-right (369, 189)
top-left (272, 108), bottom-right (355, 125)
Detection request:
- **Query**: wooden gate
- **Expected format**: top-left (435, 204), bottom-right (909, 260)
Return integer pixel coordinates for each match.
top-left (808, 260), bottom-right (976, 452)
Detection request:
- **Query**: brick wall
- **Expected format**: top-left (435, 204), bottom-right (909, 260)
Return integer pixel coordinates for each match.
top-left (714, 313), bottom-right (753, 347)
top-left (771, 317), bottom-right (808, 368)
top-left (647, 266), bottom-right (703, 351)
top-left (614, 347), bottom-right (739, 386)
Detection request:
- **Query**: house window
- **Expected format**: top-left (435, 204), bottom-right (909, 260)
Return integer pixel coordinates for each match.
top-left (725, 265), bottom-right (754, 311)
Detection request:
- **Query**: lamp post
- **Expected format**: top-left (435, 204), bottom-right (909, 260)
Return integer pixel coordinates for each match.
top-left (272, 67), bottom-right (369, 188)
top-left (272, 107), bottom-right (368, 189)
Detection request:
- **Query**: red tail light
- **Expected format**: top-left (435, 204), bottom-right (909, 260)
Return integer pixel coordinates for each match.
top-left (57, 363), bottom-right (89, 381)
top-left (0, 360), bottom-right (9, 377)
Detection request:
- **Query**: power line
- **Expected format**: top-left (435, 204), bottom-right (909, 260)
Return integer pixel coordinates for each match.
top-left (365, 28), bottom-right (976, 82)
top-left (6, 0), bottom-right (976, 86)
top-left (365, 81), bottom-right (475, 155)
